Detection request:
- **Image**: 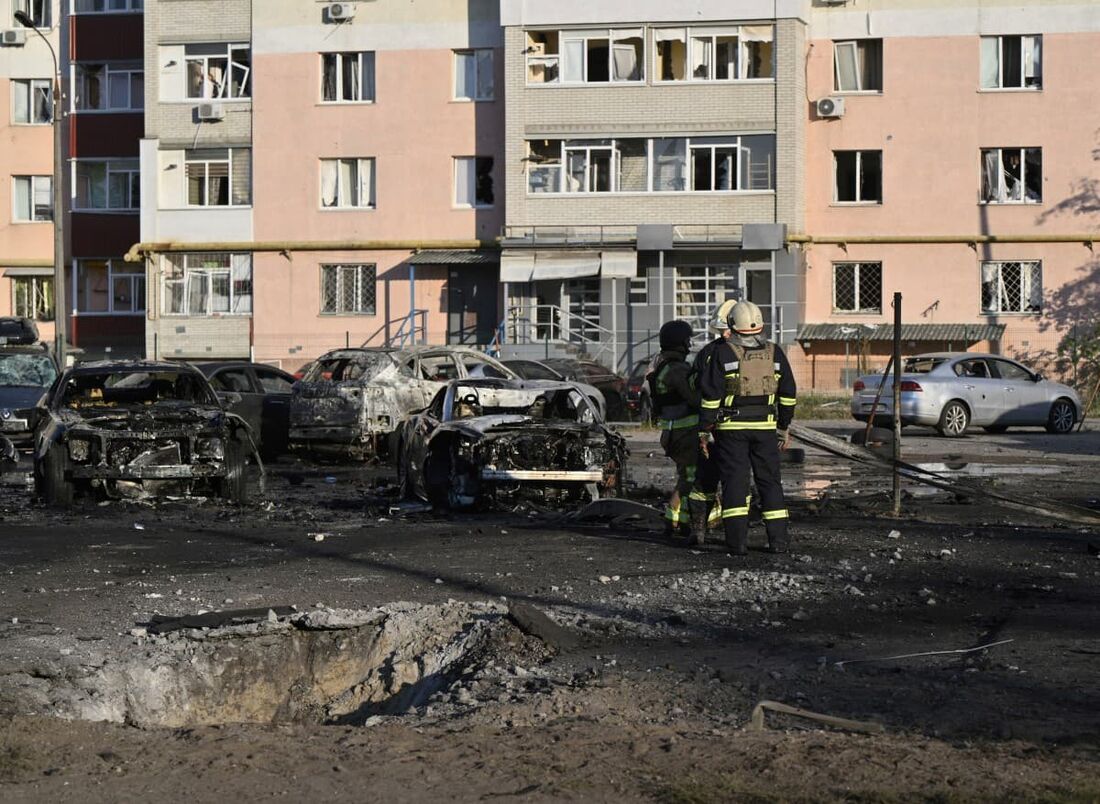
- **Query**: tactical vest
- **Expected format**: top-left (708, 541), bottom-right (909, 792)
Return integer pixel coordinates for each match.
top-left (649, 359), bottom-right (695, 427)
top-left (724, 342), bottom-right (778, 398)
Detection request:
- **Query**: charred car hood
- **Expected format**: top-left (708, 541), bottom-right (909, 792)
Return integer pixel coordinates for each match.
top-left (435, 414), bottom-right (612, 441)
top-left (57, 405), bottom-right (226, 432)
top-left (0, 386), bottom-right (47, 411)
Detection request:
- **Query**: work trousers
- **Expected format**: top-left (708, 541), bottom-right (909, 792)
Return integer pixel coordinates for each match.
top-left (688, 442), bottom-right (722, 528)
top-left (714, 429), bottom-right (789, 552)
top-left (660, 428), bottom-right (698, 526)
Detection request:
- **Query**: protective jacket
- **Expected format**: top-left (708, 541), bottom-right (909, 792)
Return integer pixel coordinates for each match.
top-left (699, 339), bottom-right (796, 431)
top-left (648, 349), bottom-right (700, 430)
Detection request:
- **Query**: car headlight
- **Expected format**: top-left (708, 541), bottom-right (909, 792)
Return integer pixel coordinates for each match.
top-left (196, 437), bottom-right (225, 460)
top-left (68, 439), bottom-right (91, 462)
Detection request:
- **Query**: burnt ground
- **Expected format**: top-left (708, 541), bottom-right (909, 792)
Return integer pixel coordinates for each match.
top-left (0, 422), bottom-right (1099, 802)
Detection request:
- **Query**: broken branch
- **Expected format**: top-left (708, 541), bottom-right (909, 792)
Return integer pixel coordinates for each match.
top-left (749, 700), bottom-right (885, 734)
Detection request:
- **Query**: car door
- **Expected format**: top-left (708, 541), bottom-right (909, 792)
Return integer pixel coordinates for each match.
top-left (209, 367), bottom-right (265, 442)
top-left (989, 358), bottom-right (1046, 424)
top-left (252, 366), bottom-right (295, 455)
top-left (950, 358), bottom-right (1001, 425)
top-left (403, 388), bottom-right (445, 496)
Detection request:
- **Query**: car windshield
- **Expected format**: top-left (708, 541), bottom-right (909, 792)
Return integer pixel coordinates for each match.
top-left (509, 361), bottom-right (560, 381)
top-left (628, 360), bottom-right (650, 382)
top-left (903, 357), bottom-right (948, 374)
top-left (59, 370), bottom-right (213, 409)
top-left (0, 352), bottom-right (56, 388)
top-left (448, 384), bottom-right (598, 423)
top-left (305, 352), bottom-right (405, 382)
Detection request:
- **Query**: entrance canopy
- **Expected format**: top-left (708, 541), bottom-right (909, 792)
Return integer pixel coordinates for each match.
top-left (500, 250), bottom-right (637, 282)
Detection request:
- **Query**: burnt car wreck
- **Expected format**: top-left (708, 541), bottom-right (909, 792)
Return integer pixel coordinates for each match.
top-left (34, 361), bottom-right (259, 505)
top-left (395, 379), bottom-right (627, 510)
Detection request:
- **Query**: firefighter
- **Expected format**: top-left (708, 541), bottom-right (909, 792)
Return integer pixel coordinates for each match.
top-left (699, 301), bottom-right (797, 555)
top-left (648, 319), bottom-right (701, 541)
top-left (685, 299), bottom-right (737, 543)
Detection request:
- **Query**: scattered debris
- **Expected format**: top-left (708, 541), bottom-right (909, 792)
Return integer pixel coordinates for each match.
top-left (834, 638), bottom-right (1015, 669)
top-left (748, 700), bottom-right (885, 734)
top-left (148, 606), bottom-right (298, 634)
top-left (507, 602), bottom-right (581, 651)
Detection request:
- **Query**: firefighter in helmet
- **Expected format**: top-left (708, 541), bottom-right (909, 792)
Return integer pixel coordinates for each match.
top-left (698, 301), bottom-right (797, 554)
top-left (648, 319), bottom-right (701, 541)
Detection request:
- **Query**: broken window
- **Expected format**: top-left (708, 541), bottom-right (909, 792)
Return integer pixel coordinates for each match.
top-left (73, 63), bottom-right (143, 111)
top-left (526, 30), bottom-right (560, 84)
top-left (186, 43), bottom-right (250, 99)
top-left (980, 261), bottom-right (1042, 313)
top-left (454, 156), bottom-right (494, 207)
top-left (75, 160), bottom-right (140, 210)
top-left (653, 138), bottom-right (688, 191)
top-left (741, 25), bottom-right (774, 79)
top-left (529, 28), bottom-right (643, 84)
top-left (565, 141), bottom-right (614, 193)
top-left (691, 139), bottom-right (739, 191)
top-left (981, 35), bottom-right (1041, 89)
top-left (186, 149), bottom-right (251, 206)
top-left (690, 30), bottom-right (738, 80)
top-left (740, 135), bottom-right (776, 190)
top-left (12, 0), bottom-right (50, 27)
top-left (75, 259), bottom-right (145, 314)
top-left (12, 79), bottom-right (51, 124)
top-left (656, 25), bottom-right (773, 81)
top-left (454, 49), bottom-right (493, 100)
top-left (655, 29), bottom-right (686, 81)
top-left (12, 175), bottom-right (51, 221)
top-left (12, 276), bottom-right (53, 320)
top-left (834, 39), bottom-right (883, 92)
top-left (162, 253), bottom-right (252, 316)
top-left (981, 147), bottom-right (1041, 203)
top-left (834, 150), bottom-right (882, 203)
top-left (832, 262), bottom-right (882, 313)
top-left (320, 264), bottom-right (376, 315)
top-left (322, 52), bottom-right (375, 102)
top-left (320, 157), bottom-right (376, 208)
top-left (527, 140), bottom-right (562, 193)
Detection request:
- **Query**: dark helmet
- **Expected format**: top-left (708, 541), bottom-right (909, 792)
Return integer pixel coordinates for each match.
top-left (659, 320), bottom-right (694, 352)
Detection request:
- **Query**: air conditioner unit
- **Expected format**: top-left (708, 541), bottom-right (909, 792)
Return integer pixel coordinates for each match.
top-left (1, 29), bottom-right (27, 46)
top-left (197, 102), bottom-right (224, 121)
top-left (328, 2), bottom-right (356, 21)
top-left (816, 96), bottom-right (846, 118)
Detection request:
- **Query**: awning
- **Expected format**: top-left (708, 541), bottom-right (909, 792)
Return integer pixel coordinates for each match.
top-left (500, 250), bottom-right (637, 282)
top-left (797, 323), bottom-right (1007, 342)
top-left (406, 250), bottom-right (498, 266)
top-left (2, 266), bottom-right (53, 277)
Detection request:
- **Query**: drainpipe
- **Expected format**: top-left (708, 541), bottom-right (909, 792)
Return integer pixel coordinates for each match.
top-left (787, 234), bottom-right (1100, 245)
top-left (123, 239), bottom-right (496, 263)
top-left (409, 263), bottom-right (416, 344)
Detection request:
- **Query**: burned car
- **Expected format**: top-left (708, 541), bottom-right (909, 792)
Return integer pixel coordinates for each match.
top-left (394, 378), bottom-right (627, 509)
top-left (289, 346), bottom-right (521, 459)
top-left (34, 361), bottom-right (257, 505)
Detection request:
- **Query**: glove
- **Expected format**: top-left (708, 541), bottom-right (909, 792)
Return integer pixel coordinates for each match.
top-left (698, 430), bottom-right (714, 458)
top-left (776, 429), bottom-right (790, 451)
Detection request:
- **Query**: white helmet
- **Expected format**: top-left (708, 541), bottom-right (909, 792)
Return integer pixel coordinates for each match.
top-left (727, 300), bottom-right (764, 335)
top-left (708, 299), bottom-right (737, 334)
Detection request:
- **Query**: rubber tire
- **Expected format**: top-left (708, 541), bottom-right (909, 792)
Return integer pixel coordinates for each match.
top-left (937, 400), bottom-right (970, 438)
top-left (217, 440), bottom-right (250, 505)
top-left (38, 446), bottom-right (73, 508)
top-left (983, 425), bottom-right (1008, 434)
top-left (1046, 399), bottom-right (1076, 435)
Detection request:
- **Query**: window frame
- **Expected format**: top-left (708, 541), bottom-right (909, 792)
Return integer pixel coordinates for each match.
top-left (653, 24), bottom-right (774, 84)
top-left (12, 275), bottom-right (53, 321)
top-left (319, 157), bottom-right (377, 210)
top-left (74, 258), bottom-right (146, 316)
top-left (161, 253), bottom-right (253, 317)
top-left (980, 34), bottom-right (1042, 91)
top-left (72, 62), bottom-right (144, 113)
top-left (831, 262), bottom-right (883, 314)
top-left (525, 27), bottom-right (646, 86)
top-left (11, 78), bottom-right (52, 125)
top-left (833, 149), bottom-right (883, 204)
top-left (12, 175), bottom-right (52, 222)
top-left (453, 49), bottom-right (494, 101)
top-left (628, 275), bottom-right (648, 306)
top-left (832, 39), bottom-right (884, 93)
top-left (453, 156), bottom-right (494, 208)
top-left (13, 0), bottom-right (51, 28)
top-left (980, 147), bottom-right (1042, 205)
top-left (185, 148), bottom-right (251, 208)
top-left (319, 263), bottom-right (378, 316)
top-left (979, 260), bottom-right (1042, 315)
top-left (72, 0), bottom-right (144, 13)
top-left (320, 51), bottom-right (376, 104)
top-left (185, 43), bottom-right (251, 101)
top-left (73, 159), bottom-right (141, 211)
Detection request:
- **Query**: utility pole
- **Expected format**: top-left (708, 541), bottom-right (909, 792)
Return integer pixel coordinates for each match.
top-left (15, 11), bottom-right (66, 366)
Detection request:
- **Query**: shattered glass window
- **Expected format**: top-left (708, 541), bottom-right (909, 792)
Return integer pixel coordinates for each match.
top-left (305, 352), bottom-right (403, 383)
top-left (0, 353), bottom-right (56, 388)
top-left (980, 261), bottom-right (1042, 313)
top-left (60, 370), bottom-right (215, 408)
top-left (902, 357), bottom-right (948, 374)
top-left (446, 385), bottom-right (598, 423)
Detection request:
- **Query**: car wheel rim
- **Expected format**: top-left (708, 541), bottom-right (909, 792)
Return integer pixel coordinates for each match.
top-left (946, 406), bottom-right (966, 434)
top-left (1053, 403), bottom-right (1073, 432)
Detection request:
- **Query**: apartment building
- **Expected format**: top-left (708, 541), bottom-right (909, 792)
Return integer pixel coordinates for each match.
top-left (0, 0), bottom-right (57, 344)
top-left (138, 0), bottom-right (504, 367)
top-left (797, 0), bottom-right (1100, 390)
top-left (497, 0), bottom-right (807, 371)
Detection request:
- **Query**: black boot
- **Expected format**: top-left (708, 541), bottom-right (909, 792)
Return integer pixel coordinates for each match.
top-left (688, 500), bottom-right (708, 546)
top-left (765, 520), bottom-right (790, 554)
top-left (724, 520), bottom-right (748, 556)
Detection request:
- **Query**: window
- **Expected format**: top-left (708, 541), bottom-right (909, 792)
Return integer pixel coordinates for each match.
top-left (321, 52), bottom-right (375, 102)
top-left (981, 35), bottom-right (1041, 89)
top-left (454, 49), bottom-right (493, 100)
top-left (12, 176), bottom-right (51, 221)
top-left (255, 367), bottom-right (293, 394)
top-left (162, 253), bottom-right (252, 316)
top-left (210, 368), bottom-right (253, 393)
top-left (73, 0), bottom-right (143, 12)
top-left (980, 261), bottom-right (1041, 313)
top-left (12, 276), bottom-right (52, 320)
top-left (320, 264), bottom-right (377, 315)
top-left (655, 25), bottom-right (773, 82)
top-left (12, 79), bottom-right (51, 124)
top-left (832, 262), bottom-right (882, 313)
top-left (834, 150), bottom-right (882, 203)
top-left (990, 359), bottom-right (1032, 381)
top-left (74, 160), bottom-right (140, 210)
top-left (73, 63), bottom-right (143, 111)
top-left (834, 39), bottom-right (883, 92)
top-left (628, 276), bottom-right (648, 306)
top-left (525, 28), bottom-right (644, 84)
top-left (186, 43), bottom-right (251, 99)
top-left (186, 148), bottom-right (251, 206)
top-left (454, 156), bottom-right (493, 207)
top-left (981, 147), bottom-right (1041, 203)
top-left (320, 158), bottom-right (375, 209)
top-left (674, 266), bottom-right (737, 325)
top-left (12, 0), bottom-right (50, 27)
top-left (566, 141), bottom-right (614, 192)
top-left (75, 259), bottom-right (145, 314)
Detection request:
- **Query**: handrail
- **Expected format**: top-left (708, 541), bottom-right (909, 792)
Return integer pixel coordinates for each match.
top-left (359, 309), bottom-right (429, 348)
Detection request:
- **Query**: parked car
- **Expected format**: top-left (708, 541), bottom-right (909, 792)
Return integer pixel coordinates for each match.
top-left (624, 357), bottom-right (654, 422)
top-left (289, 346), bottom-right (520, 459)
top-left (0, 339), bottom-right (58, 445)
top-left (500, 358), bottom-right (607, 419)
top-left (196, 361), bottom-right (296, 458)
top-left (540, 358), bottom-right (627, 420)
top-left (394, 378), bottom-right (627, 509)
top-left (0, 316), bottom-right (40, 346)
top-left (851, 352), bottom-right (1082, 437)
top-left (34, 360), bottom-right (256, 505)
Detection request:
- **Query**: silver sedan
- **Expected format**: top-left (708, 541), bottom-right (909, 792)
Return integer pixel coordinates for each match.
top-left (851, 352), bottom-right (1082, 437)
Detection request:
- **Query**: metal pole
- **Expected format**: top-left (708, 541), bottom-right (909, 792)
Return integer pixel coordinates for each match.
top-left (610, 277), bottom-right (618, 371)
top-left (892, 292), bottom-right (903, 517)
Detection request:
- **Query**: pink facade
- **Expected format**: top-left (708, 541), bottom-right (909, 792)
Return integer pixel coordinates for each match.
top-left (798, 32), bottom-right (1100, 390)
top-left (250, 48), bottom-right (504, 369)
